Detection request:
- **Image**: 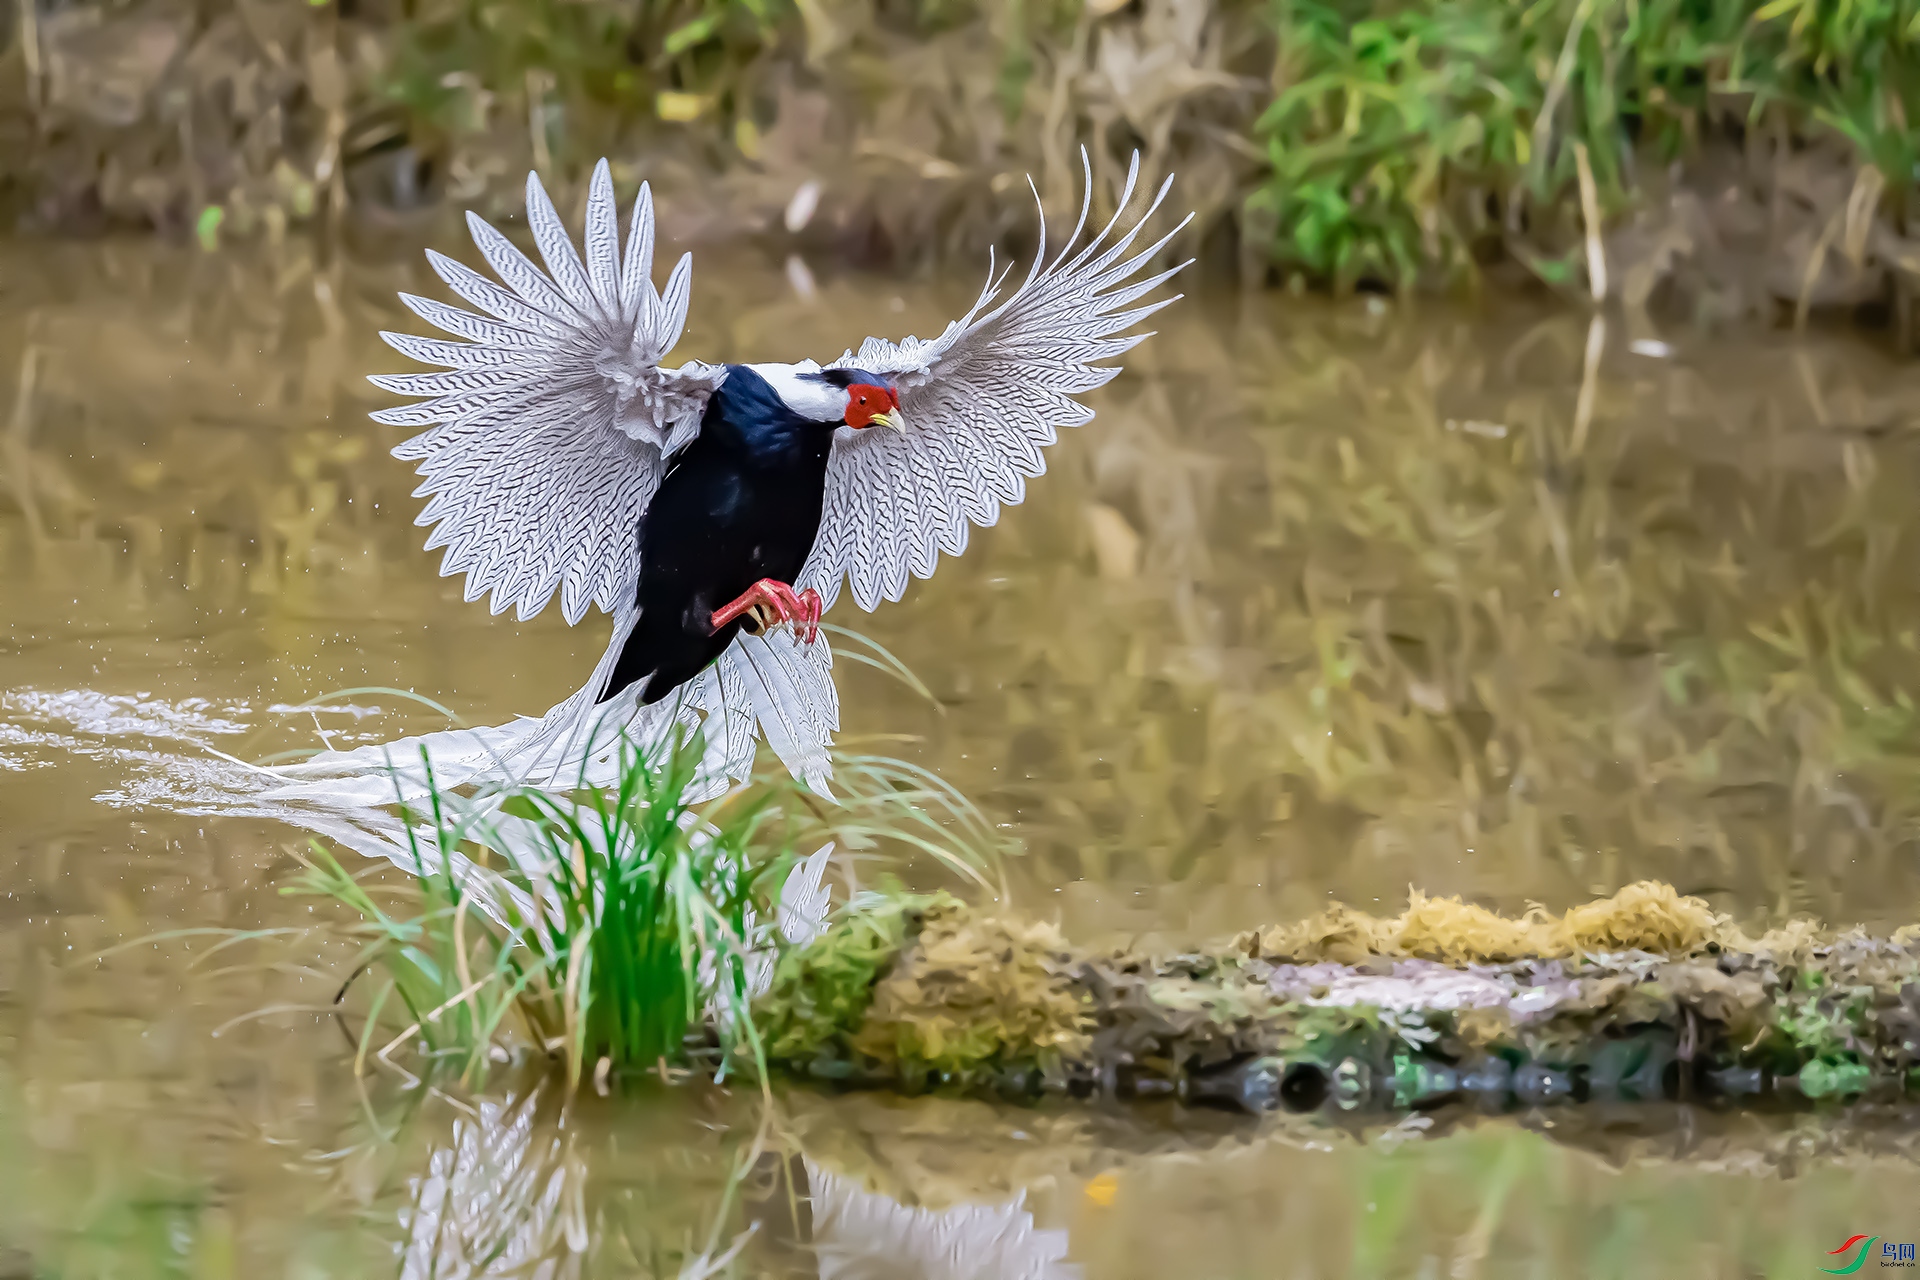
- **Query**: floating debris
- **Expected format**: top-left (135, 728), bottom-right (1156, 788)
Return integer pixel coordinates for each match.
top-left (757, 885), bottom-right (1920, 1115)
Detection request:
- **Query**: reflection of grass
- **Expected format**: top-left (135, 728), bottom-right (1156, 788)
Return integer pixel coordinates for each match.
top-left (44, 1178), bottom-right (217, 1280)
top-left (1235, 319), bottom-right (1920, 904)
top-left (838, 310), bottom-right (1920, 926)
top-left (292, 729), bottom-right (996, 1089)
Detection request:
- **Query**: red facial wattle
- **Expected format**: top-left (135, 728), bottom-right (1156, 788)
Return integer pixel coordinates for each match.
top-left (844, 383), bottom-right (900, 430)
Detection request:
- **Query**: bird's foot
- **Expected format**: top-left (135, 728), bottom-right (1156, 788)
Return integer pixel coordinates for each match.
top-left (792, 586), bottom-right (822, 644)
top-left (712, 579), bottom-right (821, 644)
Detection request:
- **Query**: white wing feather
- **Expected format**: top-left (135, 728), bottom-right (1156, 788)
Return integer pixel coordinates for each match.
top-left (801, 150), bottom-right (1190, 611)
top-left (372, 159), bottom-right (720, 625)
top-left (123, 158), bottom-right (1188, 881)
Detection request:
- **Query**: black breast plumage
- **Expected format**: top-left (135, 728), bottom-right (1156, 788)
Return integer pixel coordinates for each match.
top-left (600, 365), bottom-right (837, 705)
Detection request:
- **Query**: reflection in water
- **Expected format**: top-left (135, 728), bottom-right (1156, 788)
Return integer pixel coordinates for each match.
top-left (366, 1081), bottom-right (1920, 1280)
top-left (781, 1092), bottom-right (1920, 1280)
top-left (399, 1089), bottom-right (587, 1280)
top-left (341, 1083), bottom-right (768, 1280)
top-left (8, 240), bottom-right (1920, 1274)
top-left (804, 1158), bottom-right (1074, 1280)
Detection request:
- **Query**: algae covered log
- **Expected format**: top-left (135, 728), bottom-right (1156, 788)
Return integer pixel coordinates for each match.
top-left (756, 884), bottom-right (1920, 1113)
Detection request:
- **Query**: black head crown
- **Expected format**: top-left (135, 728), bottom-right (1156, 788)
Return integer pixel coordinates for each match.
top-left (815, 367), bottom-right (890, 391)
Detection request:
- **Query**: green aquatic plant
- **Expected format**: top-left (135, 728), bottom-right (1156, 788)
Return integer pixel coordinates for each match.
top-left (290, 728), bottom-right (782, 1087)
top-left (291, 842), bottom-right (552, 1082)
top-left (291, 728), bottom-right (998, 1090)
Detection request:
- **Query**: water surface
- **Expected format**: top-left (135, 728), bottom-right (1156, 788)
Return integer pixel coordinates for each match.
top-left (3, 238), bottom-right (1920, 1276)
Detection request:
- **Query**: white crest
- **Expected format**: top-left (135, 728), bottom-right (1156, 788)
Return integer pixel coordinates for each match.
top-left (746, 360), bottom-right (849, 423)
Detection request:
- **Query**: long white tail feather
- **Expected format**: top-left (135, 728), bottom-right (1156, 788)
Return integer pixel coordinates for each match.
top-left (255, 613), bottom-right (834, 801)
top-left (777, 841), bottom-right (836, 948)
top-left (95, 619), bottom-right (838, 916)
top-left (261, 604), bottom-right (657, 806)
top-left (728, 629), bottom-right (838, 799)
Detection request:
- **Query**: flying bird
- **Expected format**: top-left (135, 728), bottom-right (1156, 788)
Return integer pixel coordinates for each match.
top-left (363, 152), bottom-right (1188, 789)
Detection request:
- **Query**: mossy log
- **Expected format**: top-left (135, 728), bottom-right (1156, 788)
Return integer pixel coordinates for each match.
top-left (756, 885), bottom-right (1920, 1114)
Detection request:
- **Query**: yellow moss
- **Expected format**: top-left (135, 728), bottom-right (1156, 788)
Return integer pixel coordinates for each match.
top-left (1243, 881), bottom-right (1763, 965)
top-left (1396, 889), bottom-right (1547, 963)
top-left (1732, 916), bottom-right (1827, 963)
top-left (853, 901), bottom-right (1091, 1073)
top-left (1552, 881), bottom-right (1723, 955)
top-left (1240, 903), bottom-right (1399, 964)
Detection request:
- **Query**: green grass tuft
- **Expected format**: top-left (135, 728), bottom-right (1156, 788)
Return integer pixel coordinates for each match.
top-left (289, 726), bottom-right (997, 1091)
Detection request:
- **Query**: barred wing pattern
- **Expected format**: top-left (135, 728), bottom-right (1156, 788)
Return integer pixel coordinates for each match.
top-left (801, 152), bottom-right (1190, 612)
top-left (371, 159), bottom-right (719, 625)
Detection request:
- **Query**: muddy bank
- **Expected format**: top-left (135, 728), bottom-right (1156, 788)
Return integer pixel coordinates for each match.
top-left (6, 0), bottom-right (1920, 331)
top-left (757, 884), bottom-right (1920, 1113)
top-left (0, 0), bottom-right (1261, 265)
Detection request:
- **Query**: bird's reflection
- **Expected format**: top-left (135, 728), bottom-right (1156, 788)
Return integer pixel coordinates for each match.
top-left (373, 1082), bottom-right (1081, 1280)
top-left (747, 1150), bottom-right (1076, 1280)
top-left (799, 1155), bottom-right (1075, 1280)
top-left (397, 1088), bottom-right (588, 1280)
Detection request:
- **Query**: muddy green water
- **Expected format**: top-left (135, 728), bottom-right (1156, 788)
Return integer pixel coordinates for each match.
top-left (4, 238), bottom-right (1920, 1277)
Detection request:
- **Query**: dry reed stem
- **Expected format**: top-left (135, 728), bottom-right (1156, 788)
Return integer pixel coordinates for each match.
top-left (1574, 142), bottom-right (1607, 302)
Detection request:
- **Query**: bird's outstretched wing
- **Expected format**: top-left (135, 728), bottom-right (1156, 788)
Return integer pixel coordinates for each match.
top-left (371, 159), bottom-right (720, 625)
top-left (800, 151), bottom-right (1190, 612)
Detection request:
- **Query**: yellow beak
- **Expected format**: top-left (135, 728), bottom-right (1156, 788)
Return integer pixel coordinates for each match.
top-left (868, 408), bottom-right (906, 433)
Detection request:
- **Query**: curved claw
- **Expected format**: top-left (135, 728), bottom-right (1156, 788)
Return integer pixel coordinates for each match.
top-left (794, 587), bottom-right (822, 644)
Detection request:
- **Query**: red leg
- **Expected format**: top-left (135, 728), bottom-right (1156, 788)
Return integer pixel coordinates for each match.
top-left (712, 579), bottom-right (797, 632)
top-left (710, 578), bottom-right (820, 644)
